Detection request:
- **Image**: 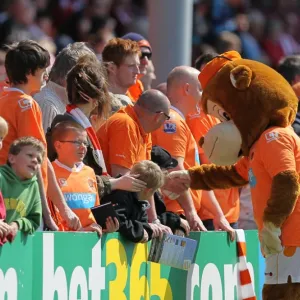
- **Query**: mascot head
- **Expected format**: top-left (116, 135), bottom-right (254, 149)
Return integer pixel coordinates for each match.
top-left (199, 51), bottom-right (298, 165)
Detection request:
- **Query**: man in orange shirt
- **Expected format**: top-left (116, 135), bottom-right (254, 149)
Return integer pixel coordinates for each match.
top-left (122, 32), bottom-right (153, 102)
top-left (0, 40), bottom-right (80, 231)
top-left (97, 89), bottom-right (172, 235)
top-left (102, 38), bottom-right (139, 105)
top-left (152, 66), bottom-right (234, 235)
top-left (186, 110), bottom-right (240, 229)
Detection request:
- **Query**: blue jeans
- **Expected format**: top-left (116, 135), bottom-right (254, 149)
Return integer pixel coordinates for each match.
top-left (202, 219), bottom-right (238, 231)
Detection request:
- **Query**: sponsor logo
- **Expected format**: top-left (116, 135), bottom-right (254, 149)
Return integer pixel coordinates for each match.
top-left (265, 132), bottom-right (279, 143)
top-left (18, 98), bottom-right (32, 111)
top-left (164, 123), bottom-right (176, 134)
top-left (63, 192), bottom-right (96, 208)
top-left (58, 178), bottom-right (67, 187)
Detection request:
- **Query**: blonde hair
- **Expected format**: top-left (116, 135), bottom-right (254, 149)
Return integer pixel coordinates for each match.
top-left (131, 160), bottom-right (165, 190)
top-left (0, 116), bottom-right (8, 137)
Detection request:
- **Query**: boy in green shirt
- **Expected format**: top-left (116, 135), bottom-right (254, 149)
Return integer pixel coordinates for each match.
top-left (1, 136), bottom-right (44, 240)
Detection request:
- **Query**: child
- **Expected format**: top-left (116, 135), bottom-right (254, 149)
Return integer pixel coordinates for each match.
top-left (0, 40), bottom-right (50, 190)
top-left (0, 136), bottom-right (45, 240)
top-left (51, 121), bottom-right (119, 236)
top-left (0, 116), bottom-right (10, 245)
top-left (101, 160), bottom-right (166, 243)
top-left (151, 146), bottom-right (190, 236)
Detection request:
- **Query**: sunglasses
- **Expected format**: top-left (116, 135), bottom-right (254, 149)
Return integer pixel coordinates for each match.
top-left (141, 52), bottom-right (152, 60)
top-left (156, 111), bottom-right (171, 120)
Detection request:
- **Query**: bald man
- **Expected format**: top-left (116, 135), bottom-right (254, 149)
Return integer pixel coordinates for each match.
top-left (152, 66), bottom-right (234, 236)
top-left (156, 82), bottom-right (167, 95)
top-left (97, 89), bottom-right (172, 235)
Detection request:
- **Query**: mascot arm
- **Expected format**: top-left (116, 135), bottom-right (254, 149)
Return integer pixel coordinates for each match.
top-left (263, 170), bottom-right (299, 227)
top-left (188, 164), bottom-right (248, 190)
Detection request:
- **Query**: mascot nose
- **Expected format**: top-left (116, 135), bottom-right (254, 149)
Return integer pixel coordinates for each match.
top-left (201, 121), bottom-right (242, 166)
top-left (199, 136), bottom-right (205, 147)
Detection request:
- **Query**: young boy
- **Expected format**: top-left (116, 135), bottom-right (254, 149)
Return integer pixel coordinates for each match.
top-left (150, 146), bottom-right (190, 236)
top-left (101, 160), bottom-right (166, 243)
top-left (51, 121), bottom-right (118, 235)
top-left (0, 116), bottom-right (10, 245)
top-left (0, 136), bottom-right (45, 240)
top-left (0, 40), bottom-right (50, 189)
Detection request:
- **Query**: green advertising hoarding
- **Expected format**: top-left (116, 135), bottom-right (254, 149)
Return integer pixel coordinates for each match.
top-left (0, 231), bottom-right (261, 300)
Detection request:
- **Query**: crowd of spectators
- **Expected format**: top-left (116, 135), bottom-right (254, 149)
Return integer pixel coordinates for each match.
top-left (1, 0), bottom-right (300, 69)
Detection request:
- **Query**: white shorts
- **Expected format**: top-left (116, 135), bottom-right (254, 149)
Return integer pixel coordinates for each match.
top-left (265, 247), bottom-right (300, 284)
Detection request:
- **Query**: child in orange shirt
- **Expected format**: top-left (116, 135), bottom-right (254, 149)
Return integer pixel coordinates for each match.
top-left (51, 120), bottom-right (119, 236)
top-left (0, 40), bottom-right (50, 190)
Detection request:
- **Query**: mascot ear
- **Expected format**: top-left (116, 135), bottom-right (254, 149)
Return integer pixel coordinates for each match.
top-left (230, 65), bottom-right (253, 90)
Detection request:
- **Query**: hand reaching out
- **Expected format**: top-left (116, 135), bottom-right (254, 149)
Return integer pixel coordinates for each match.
top-left (111, 174), bottom-right (147, 192)
top-left (163, 170), bottom-right (191, 196)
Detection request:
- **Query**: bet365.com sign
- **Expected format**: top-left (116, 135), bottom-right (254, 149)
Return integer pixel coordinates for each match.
top-left (0, 231), bottom-right (260, 300)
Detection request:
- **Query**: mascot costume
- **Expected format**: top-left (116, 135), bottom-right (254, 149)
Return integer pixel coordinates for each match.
top-left (167, 51), bottom-right (300, 299)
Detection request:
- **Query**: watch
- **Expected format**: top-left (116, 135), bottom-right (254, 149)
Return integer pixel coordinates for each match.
top-left (152, 218), bottom-right (161, 225)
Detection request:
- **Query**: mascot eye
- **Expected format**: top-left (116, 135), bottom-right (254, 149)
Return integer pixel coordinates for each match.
top-left (218, 110), bottom-right (231, 121)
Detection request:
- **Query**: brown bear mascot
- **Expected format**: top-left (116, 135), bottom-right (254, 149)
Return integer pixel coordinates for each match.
top-left (165, 51), bottom-right (300, 300)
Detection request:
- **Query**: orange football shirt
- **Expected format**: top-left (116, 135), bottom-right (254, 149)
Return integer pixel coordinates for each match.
top-left (126, 79), bottom-right (144, 103)
top-left (152, 106), bottom-right (202, 214)
top-left (97, 104), bottom-right (151, 174)
top-left (0, 88), bottom-right (48, 191)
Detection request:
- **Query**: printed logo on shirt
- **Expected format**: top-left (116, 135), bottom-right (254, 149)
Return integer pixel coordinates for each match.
top-left (58, 178), bottom-right (67, 187)
top-left (64, 193), bottom-right (96, 209)
top-left (87, 178), bottom-right (96, 191)
top-left (18, 98), bottom-right (32, 111)
top-left (265, 132), bottom-right (279, 143)
top-left (248, 168), bottom-right (257, 188)
top-left (163, 122), bottom-right (176, 134)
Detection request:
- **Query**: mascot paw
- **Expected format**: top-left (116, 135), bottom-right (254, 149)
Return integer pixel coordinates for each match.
top-left (162, 170), bottom-right (191, 196)
top-left (261, 222), bottom-right (283, 257)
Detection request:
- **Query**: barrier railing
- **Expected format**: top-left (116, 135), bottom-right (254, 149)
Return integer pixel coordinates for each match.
top-left (0, 230), bottom-right (262, 300)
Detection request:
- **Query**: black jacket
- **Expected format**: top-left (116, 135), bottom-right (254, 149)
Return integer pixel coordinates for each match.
top-left (102, 190), bottom-right (153, 243)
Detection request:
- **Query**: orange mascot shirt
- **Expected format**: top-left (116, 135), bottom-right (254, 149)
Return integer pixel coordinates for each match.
top-left (152, 107), bottom-right (202, 214)
top-left (186, 110), bottom-right (240, 223)
top-left (236, 126), bottom-right (300, 246)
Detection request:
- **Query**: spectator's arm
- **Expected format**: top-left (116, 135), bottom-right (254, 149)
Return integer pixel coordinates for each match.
top-left (171, 156), bottom-right (199, 218)
top-left (110, 164), bottom-right (130, 177)
top-left (47, 159), bottom-right (81, 230)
